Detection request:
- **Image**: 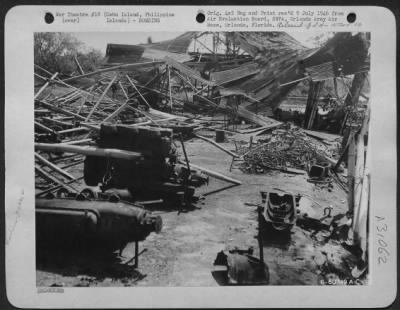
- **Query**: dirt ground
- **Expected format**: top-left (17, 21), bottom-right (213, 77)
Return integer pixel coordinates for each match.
top-left (36, 129), bottom-right (360, 287)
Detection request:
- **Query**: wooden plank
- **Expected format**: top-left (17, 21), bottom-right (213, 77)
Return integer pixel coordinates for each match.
top-left (210, 62), bottom-right (260, 85)
top-left (193, 133), bottom-right (238, 158)
top-left (237, 105), bottom-right (281, 127)
top-left (36, 100), bottom-right (87, 121)
top-left (58, 127), bottom-right (90, 134)
top-left (303, 129), bottom-right (341, 142)
top-left (35, 121), bottom-right (58, 135)
top-left (164, 56), bottom-right (216, 86)
top-left (35, 152), bottom-right (76, 180)
top-left (178, 160), bottom-right (242, 185)
top-left (35, 165), bottom-right (77, 193)
top-left (167, 66), bottom-right (173, 110)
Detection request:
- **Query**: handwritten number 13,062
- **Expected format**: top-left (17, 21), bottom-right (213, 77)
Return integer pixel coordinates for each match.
top-left (376, 216), bottom-right (389, 264)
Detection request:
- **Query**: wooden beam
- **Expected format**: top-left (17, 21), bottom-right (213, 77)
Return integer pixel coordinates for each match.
top-left (35, 152), bottom-right (76, 180)
top-left (34, 72), bottom-right (58, 100)
top-left (73, 55), bottom-right (85, 75)
top-left (35, 121), bottom-right (58, 135)
top-left (77, 86), bottom-right (94, 115)
top-left (193, 133), bottom-right (238, 158)
top-left (125, 75), bottom-right (151, 109)
top-left (86, 75), bottom-right (118, 121)
top-left (178, 160), bottom-right (242, 185)
top-left (35, 165), bottom-right (77, 193)
top-left (62, 60), bottom-right (164, 83)
top-left (304, 80), bottom-right (325, 129)
top-left (340, 72), bottom-right (367, 134)
top-left (101, 100), bottom-right (130, 123)
top-left (36, 100), bottom-right (87, 121)
top-left (58, 127), bottom-right (90, 134)
top-left (167, 66), bottom-right (173, 110)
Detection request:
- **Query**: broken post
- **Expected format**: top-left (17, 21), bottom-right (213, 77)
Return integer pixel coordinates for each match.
top-left (340, 72), bottom-right (368, 134)
top-left (167, 65), bottom-right (173, 110)
top-left (73, 55), bottom-right (85, 75)
top-left (304, 80), bottom-right (325, 129)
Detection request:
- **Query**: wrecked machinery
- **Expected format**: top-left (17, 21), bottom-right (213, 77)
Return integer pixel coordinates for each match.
top-left (83, 124), bottom-right (208, 205)
top-left (36, 124), bottom-right (209, 206)
top-left (260, 191), bottom-right (299, 231)
top-left (36, 193), bottom-right (162, 252)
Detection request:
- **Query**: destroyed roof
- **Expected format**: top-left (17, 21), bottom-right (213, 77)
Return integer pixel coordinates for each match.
top-left (231, 32), bottom-right (309, 57)
top-left (101, 31), bottom-right (369, 112)
top-left (106, 32), bottom-right (197, 64)
top-left (140, 32), bottom-right (198, 54)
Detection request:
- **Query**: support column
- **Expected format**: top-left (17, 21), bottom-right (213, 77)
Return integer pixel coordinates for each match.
top-left (340, 72), bottom-right (367, 134)
top-left (304, 80), bottom-right (325, 129)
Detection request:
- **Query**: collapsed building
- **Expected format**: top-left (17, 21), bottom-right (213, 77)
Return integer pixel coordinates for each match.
top-left (34, 31), bottom-right (370, 286)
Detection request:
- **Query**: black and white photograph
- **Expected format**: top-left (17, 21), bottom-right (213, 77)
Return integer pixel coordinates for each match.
top-left (33, 30), bottom-right (371, 287)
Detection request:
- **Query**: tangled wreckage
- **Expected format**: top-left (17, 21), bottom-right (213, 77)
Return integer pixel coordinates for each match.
top-left (35, 31), bottom-right (370, 286)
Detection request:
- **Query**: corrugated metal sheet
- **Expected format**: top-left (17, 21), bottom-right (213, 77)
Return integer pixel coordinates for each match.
top-left (106, 44), bottom-right (145, 63)
top-left (142, 32), bottom-right (197, 54)
top-left (210, 62), bottom-right (260, 85)
top-left (305, 62), bottom-right (336, 82)
top-left (164, 56), bottom-right (216, 86)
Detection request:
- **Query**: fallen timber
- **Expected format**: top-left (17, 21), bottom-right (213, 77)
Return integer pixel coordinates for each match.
top-left (35, 152), bottom-right (76, 180)
top-left (61, 60), bottom-right (164, 83)
top-left (178, 160), bottom-right (242, 186)
top-left (192, 133), bottom-right (239, 158)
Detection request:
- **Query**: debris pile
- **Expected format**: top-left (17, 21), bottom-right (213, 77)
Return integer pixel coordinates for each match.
top-left (33, 31), bottom-right (370, 286)
top-left (241, 127), bottom-right (340, 173)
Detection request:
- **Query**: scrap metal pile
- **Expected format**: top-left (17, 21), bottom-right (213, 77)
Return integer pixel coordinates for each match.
top-left (242, 127), bottom-right (340, 173)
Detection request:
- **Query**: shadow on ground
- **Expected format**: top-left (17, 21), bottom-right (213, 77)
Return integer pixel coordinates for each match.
top-left (36, 245), bottom-right (146, 287)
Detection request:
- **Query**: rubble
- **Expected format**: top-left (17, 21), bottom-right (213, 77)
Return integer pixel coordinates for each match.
top-left (241, 126), bottom-right (340, 174)
top-left (33, 31), bottom-right (370, 286)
